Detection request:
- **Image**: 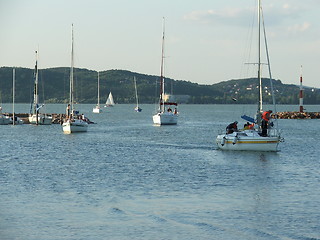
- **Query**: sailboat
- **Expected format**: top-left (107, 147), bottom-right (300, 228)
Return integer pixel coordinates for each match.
top-left (216, 0), bottom-right (282, 151)
top-left (11, 68), bottom-right (24, 125)
top-left (104, 92), bottom-right (115, 107)
top-left (62, 24), bottom-right (88, 134)
top-left (0, 106), bottom-right (10, 125)
top-left (28, 51), bottom-right (52, 125)
top-left (0, 92), bottom-right (10, 125)
top-left (134, 76), bottom-right (142, 112)
top-left (93, 71), bottom-right (102, 113)
top-left (152, 18), bottom-right (178, 125)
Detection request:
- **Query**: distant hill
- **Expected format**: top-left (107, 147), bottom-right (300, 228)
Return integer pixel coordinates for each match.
top-left (0, 66), bottom-right (319, 104)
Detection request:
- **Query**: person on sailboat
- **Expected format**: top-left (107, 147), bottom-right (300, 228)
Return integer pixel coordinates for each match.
top-left (226, 121), bottom-right (238, 134)
top-left (261, 110), bottom-right (272, 136)
top-left (243, 122), bottom-right (254, 130)
top-left (66, 104), bottom-right (71, 119)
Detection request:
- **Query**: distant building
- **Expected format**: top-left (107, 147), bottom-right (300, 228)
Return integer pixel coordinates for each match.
top-left (163, 94), bottom-right (190, 103)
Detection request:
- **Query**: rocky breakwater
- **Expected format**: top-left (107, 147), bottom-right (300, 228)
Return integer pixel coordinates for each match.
top-left (274, 112), bottom-right (320, 119)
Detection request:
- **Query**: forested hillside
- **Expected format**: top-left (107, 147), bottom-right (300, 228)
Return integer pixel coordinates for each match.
top-left (0, 67), bottom-right (319, 104)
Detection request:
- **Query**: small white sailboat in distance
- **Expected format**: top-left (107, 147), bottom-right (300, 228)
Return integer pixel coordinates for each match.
top-left (153, 18), bottom-right (178, 125)
top-left (93, 71), bottom-right (102, 113)
top-left (134, 76), bottom-right (142, 112)
top-left (28, 50), bottom-right (52, 125)
top-left (215, 0), bottom-right (282, 151)
top-left (104, 92), bottom-right (115, 107)
top-left (62, 24), bottom-right (88, 134)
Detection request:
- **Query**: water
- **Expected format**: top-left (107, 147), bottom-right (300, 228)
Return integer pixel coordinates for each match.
top-left (0, 104), bottom-right (319, 240)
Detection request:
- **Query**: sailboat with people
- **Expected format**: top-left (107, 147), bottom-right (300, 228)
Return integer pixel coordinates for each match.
top-left (93, 71), bottom-right (102, 113)
top-left (104, 92), bottom-right (115, 107)
top-left (62, 24), bottom-right (88, 134)
top-left (28, 51), bottom-right (52, 125)
top-left (216, 0), bottom-right (282, 151)
top-left (133, 76), bottom-right (142, 112)
top-left (153, 18), bottom-right (178, 125)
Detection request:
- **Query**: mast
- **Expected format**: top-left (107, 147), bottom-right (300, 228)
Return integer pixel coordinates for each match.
top-left (258, 0), bottom-right (263, 113)
top-left (33, 51), bottom-right (39, 113)
top-left (159, 17), bottom-right (165, 112)
top-left (12, 68), bottom-right (15, 126)
top-left (97, 71), bottom-right (100, 107)
top-left (134, 76), bottom-right (139, 107)
top-left (70, 24), bottom-right (74, 113)
top-left (34, 50), bottom-right (39, 124)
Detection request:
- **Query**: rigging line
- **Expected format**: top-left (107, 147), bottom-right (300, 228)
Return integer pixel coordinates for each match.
top-left (261, 3), bottom-right (279, 131)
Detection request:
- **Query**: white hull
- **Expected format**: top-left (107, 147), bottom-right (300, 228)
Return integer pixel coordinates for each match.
top-left (135, 106), bottom-right (142, 112)
top-left (0, 115), bottom-right (11, 125)
top-left (28, 114), bottom-right (52, 125)
top-left (93, 107), bottom-right (102, 113)
top-left (216, 130), bottom-right (280, 152)
top-left (153, 112), bottom-right (178, 125)
top-left (62, 119), bottom-right (88, 134)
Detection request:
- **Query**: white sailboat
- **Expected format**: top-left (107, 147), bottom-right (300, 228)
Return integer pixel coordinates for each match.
top-left (0, 106), bottom-right (10, 125)
top-left (93, 71), bottom-right (102, 113)
top-left (11, 68), bottom-right (24, 125)
top-left (104, 92), bottom-right (115, 107)
top-left (28, 51), bottom-right (52, 125)
top-left (134, 76), bottom-right (142, 112)
top-left (153, 18), bottom-right (178, 125)
top-left (0, 92), bottom-right (10, 125)
top-left (62, 24), bottom-right (88, 134)
top-left (216, 0), bottom-right (282, 151)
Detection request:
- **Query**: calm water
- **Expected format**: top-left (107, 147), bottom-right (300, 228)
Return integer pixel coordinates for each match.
top-left (0, 104), bottom-right (319, 240)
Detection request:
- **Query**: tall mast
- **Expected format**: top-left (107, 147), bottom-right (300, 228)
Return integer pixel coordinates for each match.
top-left (159, 17), bottom-right (165, 112)
top-left (33, 50), bottom-right (39, 114)
top-left (134, 76), bottom-right (139, 107)
top-left (97, 71), bottom-right (100, 106)
top-left (70, 24), bottom-right (74, 112)
top-left (258, 0), bottom-right (263, 113)
top-left (12, 68), bottom-right (15, 125)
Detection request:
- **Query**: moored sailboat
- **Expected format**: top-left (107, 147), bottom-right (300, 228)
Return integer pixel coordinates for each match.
top-left (0, 107), bottom-right (10, 125)
top-left (0, 92), bottom-right (10, 125)
top-left (216, 0), bottom-right (282, 151)
top-left (93, 71), bottom-right (102, 113)
top-left (28, 51), bottom-right (52, 125)
top-left (134, 76), bottom-right (142, 112)
top-left (62, 24), bottom-right (88, 134)
top-left (11, 69), bottom-right (24, 125)
top-left (153, 18), bottom-right (178, 125)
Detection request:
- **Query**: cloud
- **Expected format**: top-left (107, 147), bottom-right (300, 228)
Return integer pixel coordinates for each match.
top-left (287, 22), bottom-right (311, 33)
top-left (183, 7), bottom-right (253, 26)
top-left (183, 3), bottom-right (303, 27)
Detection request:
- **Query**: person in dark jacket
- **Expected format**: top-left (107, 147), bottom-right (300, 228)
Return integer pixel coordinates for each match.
top-left (261, 110), bottom-right (272, 136)
top-left (226, 121), bottom-right (238, 134)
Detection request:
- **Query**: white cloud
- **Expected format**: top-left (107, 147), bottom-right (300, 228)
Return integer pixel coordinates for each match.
top-left (288, 22), bottom-right (311, 33)
top-left (183, 7), bottom-right (253, 26)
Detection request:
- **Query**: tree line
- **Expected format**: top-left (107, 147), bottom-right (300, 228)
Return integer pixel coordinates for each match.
top-left (0, 66), bottom-right (319, 104)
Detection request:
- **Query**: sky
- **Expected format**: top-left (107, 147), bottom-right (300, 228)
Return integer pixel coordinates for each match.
top-left (1, 0), bottom-right (320, 88)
